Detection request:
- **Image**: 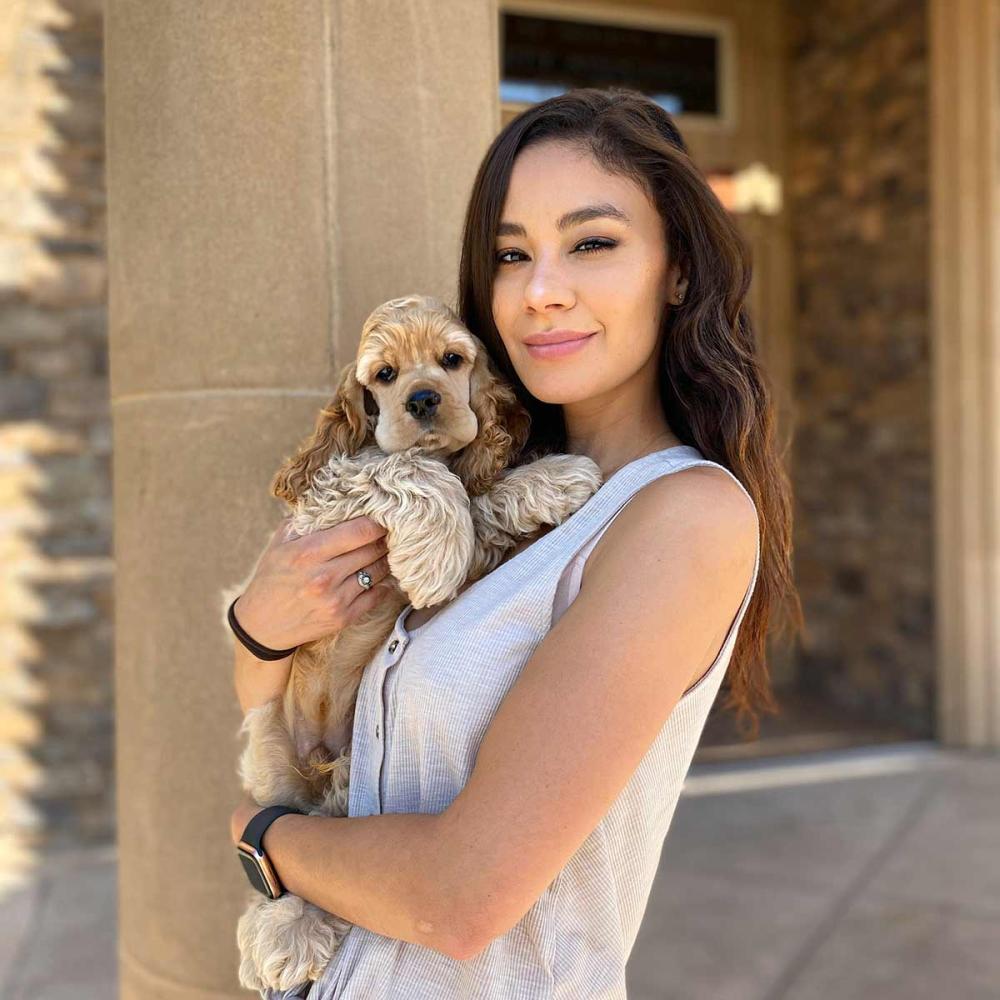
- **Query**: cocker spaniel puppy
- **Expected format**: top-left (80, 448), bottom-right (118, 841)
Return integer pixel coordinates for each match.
top-left (224, 293), bottom-right (603, 993)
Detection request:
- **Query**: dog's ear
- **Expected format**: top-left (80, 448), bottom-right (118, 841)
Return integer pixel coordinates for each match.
top-left (450, 349), bottom-right (532, 497)
top-left (270, 361), bottom-right (377, 504)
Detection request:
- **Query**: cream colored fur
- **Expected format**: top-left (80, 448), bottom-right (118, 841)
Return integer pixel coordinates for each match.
top-left (221, 294), bottom-right (602, 992)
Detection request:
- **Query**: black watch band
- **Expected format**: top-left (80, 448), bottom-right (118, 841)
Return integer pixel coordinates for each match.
top-left (235, 805), bottom-right (305, 899)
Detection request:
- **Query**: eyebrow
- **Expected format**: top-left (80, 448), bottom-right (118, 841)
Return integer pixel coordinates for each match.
top-left (496, 202), bottom-right (631, 238)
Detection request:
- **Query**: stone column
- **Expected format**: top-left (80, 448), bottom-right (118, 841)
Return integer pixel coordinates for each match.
top-left (104, 1), bottom-right (499, 995)
top-left (929, 0), bottom-right (1000, 748)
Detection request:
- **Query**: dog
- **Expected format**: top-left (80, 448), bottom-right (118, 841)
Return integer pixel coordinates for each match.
top-left (223, 293), bottom-right (603, 992)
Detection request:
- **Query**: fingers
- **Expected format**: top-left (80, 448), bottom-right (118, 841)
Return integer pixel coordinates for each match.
top-left (303, 516), bottom-right (388, 563)
top-left (342, 561), bottom-right (396, 621)
top-left (336, 532), bottom-right (394, 608)
top-left (341, 546), bottom-right (392, 592)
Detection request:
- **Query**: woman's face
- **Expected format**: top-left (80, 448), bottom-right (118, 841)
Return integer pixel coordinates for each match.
top-left (491, 140), bottom-right (684, 405)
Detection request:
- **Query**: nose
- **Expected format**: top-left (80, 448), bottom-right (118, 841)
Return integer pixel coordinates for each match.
top-left (522, 257), bottom-right (574, 313)
top-left (405, 388), bottom-right (441, 420)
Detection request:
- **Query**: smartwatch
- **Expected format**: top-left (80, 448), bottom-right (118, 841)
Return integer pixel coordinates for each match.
top-left (236, 805), bottom-right (305, 899)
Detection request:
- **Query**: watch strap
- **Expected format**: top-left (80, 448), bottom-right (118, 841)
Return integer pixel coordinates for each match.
top-left (241, 804), bottom-right (305, 853)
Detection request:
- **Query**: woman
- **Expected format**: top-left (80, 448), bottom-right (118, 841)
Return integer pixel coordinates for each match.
top-left (230, 87), bottom-right (803, 998)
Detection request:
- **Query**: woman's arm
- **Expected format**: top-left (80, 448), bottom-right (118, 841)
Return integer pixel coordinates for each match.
top-left (233, 628), bottom-right (293, 714)
top-left (228, 796), bottom-right (474, 961)
top-left (435, 466), bottom-right (759, 954)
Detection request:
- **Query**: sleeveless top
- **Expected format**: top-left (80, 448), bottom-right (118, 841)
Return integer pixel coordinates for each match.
top-left (262, 444), bottom-right (761, 1000)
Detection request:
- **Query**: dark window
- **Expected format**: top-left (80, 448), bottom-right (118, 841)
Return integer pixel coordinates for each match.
top-left (500, 12), bottom-right (721, 116)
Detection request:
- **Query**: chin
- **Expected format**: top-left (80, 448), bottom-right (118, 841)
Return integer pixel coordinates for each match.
top-left (518, 375), bottom-right (598, 407)
top-left (414, 432), bottom-right (468, 456)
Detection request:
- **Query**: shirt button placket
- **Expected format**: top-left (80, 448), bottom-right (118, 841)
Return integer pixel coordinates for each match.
top-left (376, 633), bottom-right (406, 812)
top-left (381, 638), bottom-right (402, 742)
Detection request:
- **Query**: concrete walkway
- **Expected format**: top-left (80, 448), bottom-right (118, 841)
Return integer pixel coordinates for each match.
top-left (1, 742), bottom-right (996, 999)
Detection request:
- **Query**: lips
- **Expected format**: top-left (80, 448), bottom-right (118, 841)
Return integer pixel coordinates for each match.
top-left (524, 331), bottom-right (597, 359)
top-left (523, 329), bottom-right (597, 346)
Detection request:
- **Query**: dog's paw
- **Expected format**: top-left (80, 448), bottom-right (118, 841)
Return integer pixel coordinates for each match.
top-left (525, 454), bottom-right (604, 521)
top-left (559, 455), bottom-right (604, 510)
top-left (237, 892), bottom-right (351, 993)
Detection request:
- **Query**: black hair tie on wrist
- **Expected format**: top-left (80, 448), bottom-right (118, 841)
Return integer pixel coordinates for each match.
top-left (227, 596), bottom-right (300, 661)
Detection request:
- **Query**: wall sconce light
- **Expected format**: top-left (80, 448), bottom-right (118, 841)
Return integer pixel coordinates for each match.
top-left (706, 162), bottom-right (782, 215)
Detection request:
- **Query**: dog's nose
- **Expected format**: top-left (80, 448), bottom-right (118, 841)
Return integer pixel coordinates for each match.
top-left (405, 389), bottom-right (441, 420)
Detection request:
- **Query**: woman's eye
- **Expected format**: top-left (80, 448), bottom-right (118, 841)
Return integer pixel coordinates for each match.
top-left (575, 238), bottom-right (616, 255)
top-left (494, 238), bottom-right (616, 266)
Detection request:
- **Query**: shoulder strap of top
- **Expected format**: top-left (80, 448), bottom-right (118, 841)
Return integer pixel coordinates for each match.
top-left (552, 449), bottom-right (760, 624)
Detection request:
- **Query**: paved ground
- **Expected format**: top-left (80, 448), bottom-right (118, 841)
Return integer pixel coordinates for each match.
top-left (1, 741), bottom-right (997, 999)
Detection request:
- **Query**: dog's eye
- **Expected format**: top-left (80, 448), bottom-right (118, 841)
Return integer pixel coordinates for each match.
top-left (375, 366), bottom-right (395, 382)
top-left (442, 353), bottom-right (463, 369)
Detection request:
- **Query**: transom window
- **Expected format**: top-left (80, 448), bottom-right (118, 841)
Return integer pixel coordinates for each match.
top-left (499, 7), bottom-right (726, 118)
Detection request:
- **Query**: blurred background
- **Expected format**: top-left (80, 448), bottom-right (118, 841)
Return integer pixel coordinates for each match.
top-left (1, 0), bottom-right (997, 997)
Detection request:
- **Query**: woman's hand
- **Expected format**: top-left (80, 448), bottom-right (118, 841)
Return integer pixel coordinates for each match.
top-left (234, 515), bottom-right (396, 650)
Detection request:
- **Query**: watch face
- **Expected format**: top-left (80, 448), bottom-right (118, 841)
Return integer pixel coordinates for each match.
top-left (237, 847), bottom-right (281, 898)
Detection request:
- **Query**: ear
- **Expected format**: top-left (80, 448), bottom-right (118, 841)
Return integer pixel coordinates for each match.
top-left (450, 349), bottom-right (532, 497)
top-left (270, 361), bottom-right (377, 504)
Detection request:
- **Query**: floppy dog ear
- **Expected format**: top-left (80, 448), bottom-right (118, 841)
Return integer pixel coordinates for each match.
top-left (270, 361), bottom-right (378, 504)
top-left (450, 349), bottom-right (532, 497)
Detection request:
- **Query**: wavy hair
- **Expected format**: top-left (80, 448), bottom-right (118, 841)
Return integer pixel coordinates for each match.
top-left (454, 86), bottom-right (804, 739)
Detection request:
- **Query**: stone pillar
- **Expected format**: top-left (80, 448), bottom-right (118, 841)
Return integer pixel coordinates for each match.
top-left (104, 1), bottom-right (499, 995)
top-left (929, 0), bottom-right (1000, 748)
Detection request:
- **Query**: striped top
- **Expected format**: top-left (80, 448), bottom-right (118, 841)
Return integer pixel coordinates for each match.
top-left (263, 444), bottom-right (760, 1000)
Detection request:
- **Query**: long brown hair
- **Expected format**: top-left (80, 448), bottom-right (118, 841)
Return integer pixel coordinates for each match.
top-left (454, 86), bottom-right (803, 740)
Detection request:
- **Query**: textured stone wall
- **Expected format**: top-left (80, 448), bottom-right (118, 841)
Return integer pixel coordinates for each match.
top-left (786, 0), bottom-right (934, 735)
top-left (0, 0), bottom-right (111, 858)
